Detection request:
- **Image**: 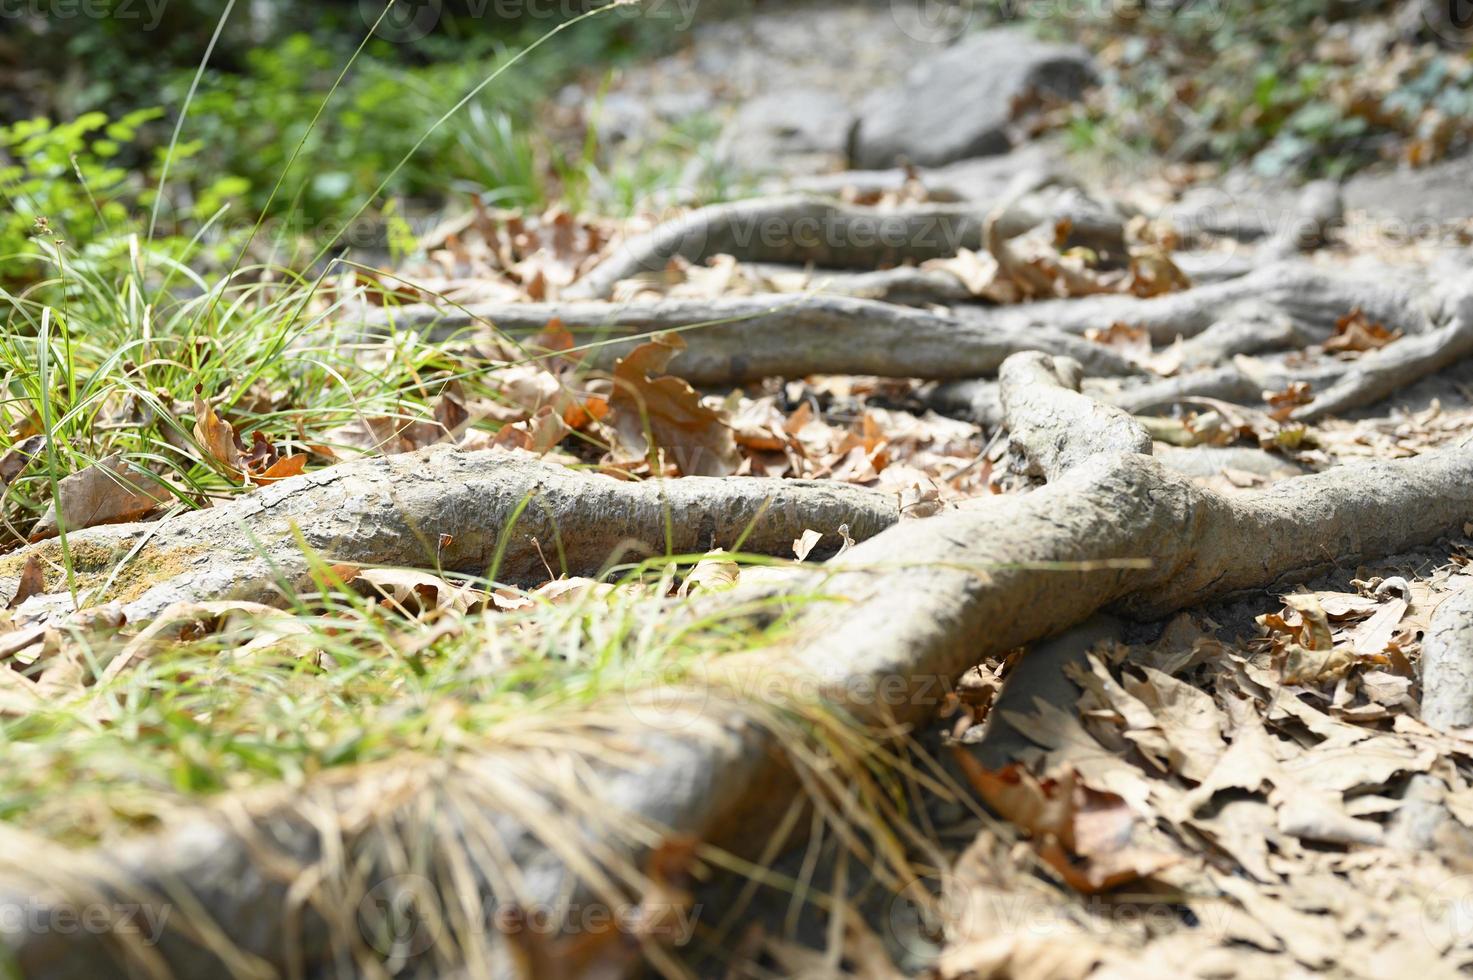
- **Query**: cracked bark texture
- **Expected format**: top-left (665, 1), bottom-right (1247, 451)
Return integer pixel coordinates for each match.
top-left (999, 352), bottom-right (1152, 479)
top-left (565, 190), bottom-right (1124, 301)
top-left (358, 294), bottom-right (1142, 383)
top-left (1422, 581), bottom-right (1473, 731)
top-left (0, 448), bottom-right (897, 624)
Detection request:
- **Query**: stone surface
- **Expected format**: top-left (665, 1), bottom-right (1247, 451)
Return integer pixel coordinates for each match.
top-left (1344, 152), bottom-right (1473, 226)
top-left (716, 89), bottom-right (852, 175)
top-left (848, 29), bottom-right (1096, 170)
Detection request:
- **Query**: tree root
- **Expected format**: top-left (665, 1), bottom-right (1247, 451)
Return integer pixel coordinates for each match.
top-left (972, 261), bottom-right (1431, 344)
top-left (10, 356), bottom-right (1473, 976)
top-left (0, 448), bottom-right (898, 624)
top-left (998, 352), bottom-right (1151, 479)
top-left (565, 190), bottom-right (1124, 302)
top-left (1421, 580), bottom-right (1473, 732)
top-left (929, 280), bottom-right (1473, 425)
top-left (737, 262), bottom-right (977, 307)
top-left (1294, 305), bottom-right (1473, 421)
top-left (566, 195), bottom-right (989, 300)
top-left (361, 294), bottom-right (1143, 384)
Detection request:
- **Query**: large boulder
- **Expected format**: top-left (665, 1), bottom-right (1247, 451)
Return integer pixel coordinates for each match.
top-left (847, 30), bottom-right (1096, 170)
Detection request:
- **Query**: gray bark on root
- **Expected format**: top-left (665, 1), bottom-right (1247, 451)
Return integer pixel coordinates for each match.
top-left (971, 261), bottom-right (1430, 344)
top-left (357, 294), bottom-right (1143, 384)
top-left (10, 357), bottom-right (1473, 977)
top-left (1421, 580), bottom-right (1473, 732)
top-left (999, 352), bottom-right (1152, 480)
top-left (566, 190), bottom-right (1124, 301)
top-left (0, 448), bottom-right (897, 625)
top-left (1294, 306), bottom-right (1473, 421)
top-left (566, 195), bottom-right (989, 300)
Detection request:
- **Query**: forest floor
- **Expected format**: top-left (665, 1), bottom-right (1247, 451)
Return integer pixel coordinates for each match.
top-left (4, 3), bottom-right (1473, 978)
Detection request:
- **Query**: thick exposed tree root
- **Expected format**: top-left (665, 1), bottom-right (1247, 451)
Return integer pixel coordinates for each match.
top-left (970, 261), bottom-right (1430, 344)
top-left (10, 356), bottom-right (1473, 977)
top-left (361, 294), bottom-right (1142, 383)
top-left (0, 448), bottom-right (897, 624)
top-left (1421, 581), bottom-right (1473, 732)
top-left (566, 195), bottom-right (988, 300)
top-left (565, 191), bottom-right (1124, 301)
top-left (998, 352), bottom-right (1151, 479)
top-left (1294, 307), bottom-right (1473, 421)
top-left (737, 262), bottom-right (978, 306)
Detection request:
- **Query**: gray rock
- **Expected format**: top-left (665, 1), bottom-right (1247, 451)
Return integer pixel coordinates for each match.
top-left (1344, 152), bottom-right (1473, 226)
top-left (716, 89), bottom-right (852, 175)
top-left (847, 30), bottom-right (1096, 170)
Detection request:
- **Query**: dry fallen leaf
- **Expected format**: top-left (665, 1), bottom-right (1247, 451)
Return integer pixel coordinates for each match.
top-left (30, 454), bottom-right (164, 540)
top-left (1324, 308), bottom-right (1402, 356)
top-left (952, 756), bottom-right (1175, 893)
top-left (193, 387), bottom-right (245, 474)
top-left (793, 529), bottom-right (823, 562)
top-left (349, 567), bottom-right (481, 616)
top-left (0, 434), bottom-right (45, 486)
top-left (679, 550), bottom-right (740, 597)
top-left (249, 454), bottom-right (307, 486)
top-left (5, 556), bottom-right (44, 610)
top-left (608, 333), bottom-right (739, 477)
top-left (1265, 381), bottom-right (1315, 422)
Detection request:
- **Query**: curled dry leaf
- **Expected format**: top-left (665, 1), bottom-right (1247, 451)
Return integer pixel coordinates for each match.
top-left (679, 550), bottom-right (740, 597)
top-left (1265, 381), bottom-right (1314, 422)
top-left (5, 556), bottom-right (44, 610)
top-left (0, 434), bottom-right (44, 486)
top-left (1324, 308), bottom-right (1402, 356)
top-left (31, 454), bottom-right (165, 541)
top-left (793, 529), bottom-right (823, 562)
top-left (609, 333), bottom-right (739, 477)
top-left (249, 453), bottom-right (307, 486)
top-left (349, 567), bottom-right (482, 616)
top-left (952, 755), bottom-right (1176, 894)
top-left (193, 387), bottom-right (245, 473)
top-left (492, 406), bottom-right (571, 456)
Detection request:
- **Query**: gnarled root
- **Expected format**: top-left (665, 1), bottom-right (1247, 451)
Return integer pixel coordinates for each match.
top-left (1294, 303), bottom-right (1473, 421)
top-left (0, 448), bottom-right (898, 624)
top-left (566, 188), bottom-right (1125, 302)
top-left (360, 294), bottom-right (1142, 383)
top-left (566, 195), bottom-right (988, 300)
top-left (998, 352), bottom-right (1152, 479)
